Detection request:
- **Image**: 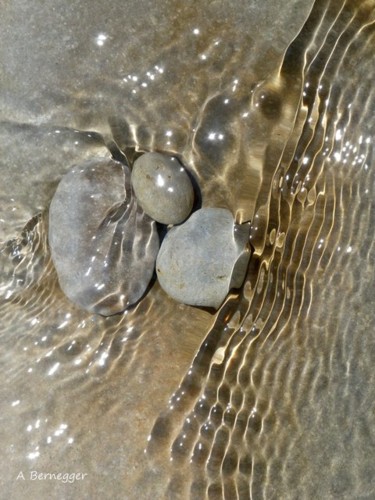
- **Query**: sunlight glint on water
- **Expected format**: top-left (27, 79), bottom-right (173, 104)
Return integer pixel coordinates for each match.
top-left (0, 0), bottom-right (374, 498)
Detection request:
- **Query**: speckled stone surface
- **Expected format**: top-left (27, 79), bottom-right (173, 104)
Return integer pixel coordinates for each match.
top-left (49, 157), bottom-right (159, 315)
top-left (156, 207), bottom-right (251, 308)
top-left (131, 152), bottom-right (194, 225)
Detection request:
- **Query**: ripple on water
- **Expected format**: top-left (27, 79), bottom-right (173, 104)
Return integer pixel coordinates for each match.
top-left (146, 1), bottom-right (375, 498)
top-left (0, 0), bottom-right (375, 498)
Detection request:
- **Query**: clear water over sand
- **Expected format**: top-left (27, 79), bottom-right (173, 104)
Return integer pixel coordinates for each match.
top-left (0, 0), bottom-right (374, 498)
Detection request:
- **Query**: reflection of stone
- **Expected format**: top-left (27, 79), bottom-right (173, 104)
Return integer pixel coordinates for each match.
top-left (156, 208), bottom-right (251, 308)
top-left (131, 152), bottom-right (194, 225)
top-left (48, 157), bottom-right (159, 316)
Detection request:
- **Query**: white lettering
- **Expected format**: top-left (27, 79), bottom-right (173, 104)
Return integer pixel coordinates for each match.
top-left (26, 471), bottom-right (88, 482)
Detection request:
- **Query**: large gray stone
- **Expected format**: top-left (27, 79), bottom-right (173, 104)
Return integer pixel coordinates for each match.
top-left (156, 208), bottom-right (251, 308)
top-left (48, 157), bottom-right (159, 315)
top-left (131, 152), bottom-right (194, 225)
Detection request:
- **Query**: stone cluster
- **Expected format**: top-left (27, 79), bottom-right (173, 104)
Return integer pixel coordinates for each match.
top-left (48, 152), bottom-right (251, 315)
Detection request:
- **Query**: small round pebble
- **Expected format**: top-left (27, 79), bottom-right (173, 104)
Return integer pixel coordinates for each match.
top-left (49, 157), bottom-right (159, 316)
top-left (131, 152), bottom-right (194, 225)
top-left (156, 208), bottom-right (251, 308)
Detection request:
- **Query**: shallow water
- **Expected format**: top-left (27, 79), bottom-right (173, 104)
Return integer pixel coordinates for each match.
top-left (0, 0), bottom-right (374, 499)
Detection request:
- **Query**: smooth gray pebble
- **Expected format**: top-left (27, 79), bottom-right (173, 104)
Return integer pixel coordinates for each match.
top-left (49, 157), bottom-right (159, 315)
top-left (131, 152), bottom-right (194, 225)
top-left (156, 207), bottom-right (251, 308)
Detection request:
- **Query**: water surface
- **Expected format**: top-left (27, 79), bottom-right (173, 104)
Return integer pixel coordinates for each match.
top-left (0, 0), bottom-right (374, 498)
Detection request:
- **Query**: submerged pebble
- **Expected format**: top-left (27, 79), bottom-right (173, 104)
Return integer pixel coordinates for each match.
top-left (131, 152), bottom-right (194, 225)
top-left (49, 157), bottom-right (159, 315)
top-left (156, 208), bottom-right (251, 308)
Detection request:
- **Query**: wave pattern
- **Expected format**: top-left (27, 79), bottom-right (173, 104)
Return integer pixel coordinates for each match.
top-left (147, 1), bottom-right (375, 498)
top-left (0, 1), bottom-right (374, 499)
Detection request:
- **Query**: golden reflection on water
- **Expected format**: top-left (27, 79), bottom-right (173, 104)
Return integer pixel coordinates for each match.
top-left (0, 0), bottom-right (374, 498)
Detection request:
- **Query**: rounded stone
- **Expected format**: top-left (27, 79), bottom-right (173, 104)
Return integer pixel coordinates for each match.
top-left (48, 157), bottom-right (159, 316)
top-left (156, 208), bottom-right (251, 308)
top-left (131, 152), bottom-right (194, 225)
